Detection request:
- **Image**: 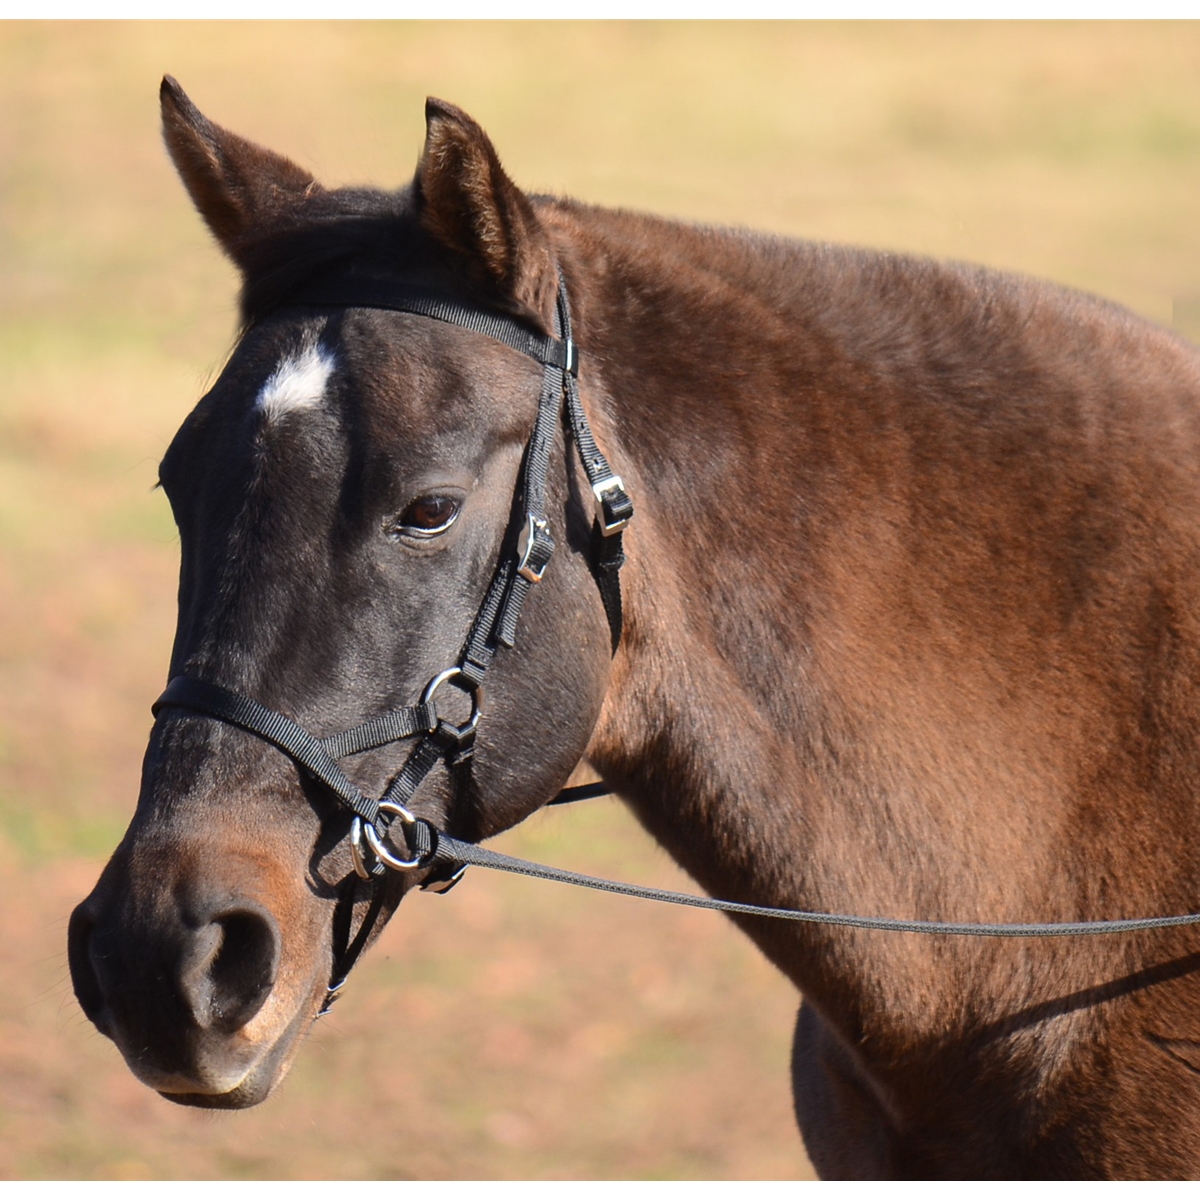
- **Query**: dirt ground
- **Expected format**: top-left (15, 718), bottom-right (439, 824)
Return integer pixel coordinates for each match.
top-left (3, 20), bottom-right (1200, 1180)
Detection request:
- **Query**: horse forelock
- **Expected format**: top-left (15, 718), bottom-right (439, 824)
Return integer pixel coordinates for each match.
top-left (235, 185), bottom-right (420, 328)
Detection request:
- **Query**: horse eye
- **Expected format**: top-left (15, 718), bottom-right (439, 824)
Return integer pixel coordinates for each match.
top-left (393, 495), bottom-right (461, 538)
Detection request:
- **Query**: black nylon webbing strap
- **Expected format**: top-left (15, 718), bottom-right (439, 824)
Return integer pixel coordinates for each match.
top-left (495, 573), bottom-right (533, 649)
top-left (546, 780), bottom-right (613, 805)
top-left (493, 306), bottom-right (566, 648)
top-left (319, 704), bottom-right (437, 758)
top-left (153, 676), bottom-right (382, 827)
top-left (424, 825), bottom-right (1200, 939)
top-left (380, 730), bottom-right (456, 810)
top-left (321, 875), bottom-right (390, 1015)
top-left (457, 562), bottom-right (512, 687)
top-left (555, 278), bottom-right (630, 652)
top-left (285, 283), bottom-right (579, 375)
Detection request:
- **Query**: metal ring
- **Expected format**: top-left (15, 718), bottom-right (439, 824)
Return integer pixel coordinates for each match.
top-left (420, 667), bottom-right (484, 738)
top-left (349, 816), bottom-right (373, 880)
top-left (361, 800), bottom-right (424, 871)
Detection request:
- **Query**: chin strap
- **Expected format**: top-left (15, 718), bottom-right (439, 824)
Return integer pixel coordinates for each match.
top-left (322, 875), bottom-right (390, 1015)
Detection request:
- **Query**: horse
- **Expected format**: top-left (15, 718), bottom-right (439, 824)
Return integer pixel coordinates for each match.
top-left (67, 77), bottom-right (1200, 1179)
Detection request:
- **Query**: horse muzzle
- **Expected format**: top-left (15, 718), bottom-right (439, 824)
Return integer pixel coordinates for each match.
top-left (67, 834), bottom-right (332, 1108)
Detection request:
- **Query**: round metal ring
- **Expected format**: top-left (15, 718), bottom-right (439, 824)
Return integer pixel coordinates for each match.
top-left (420, 667), bottom-right (484, 738)
top-left (361, 800), bottom-right (424, 871)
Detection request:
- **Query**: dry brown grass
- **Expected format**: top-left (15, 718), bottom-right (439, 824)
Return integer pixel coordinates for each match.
top-left (3, 20), bottom-right (1200, 1180)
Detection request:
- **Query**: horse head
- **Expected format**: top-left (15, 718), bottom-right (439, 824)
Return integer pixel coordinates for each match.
top-left (68, 79), bottom-right (619, 1108)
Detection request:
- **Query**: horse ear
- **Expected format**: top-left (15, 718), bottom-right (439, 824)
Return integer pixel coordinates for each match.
top-left (417, 99), bottom-right (558, 331)
top-left (160, 76), bottom-right (321, 264)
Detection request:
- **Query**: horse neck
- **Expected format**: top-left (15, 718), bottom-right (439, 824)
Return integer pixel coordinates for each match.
top-left (555, 208), bottom-right (905, 942)
top-left (550, 204), bottom-right (1142, 1019)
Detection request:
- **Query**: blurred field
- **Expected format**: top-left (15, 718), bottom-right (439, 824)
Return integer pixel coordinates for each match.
top-left (2, 20), bottom-right (1200, 1181)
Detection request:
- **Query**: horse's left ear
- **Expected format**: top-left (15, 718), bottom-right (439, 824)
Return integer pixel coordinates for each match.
top-left (416, 99), bottom-right (558, 332)
top-left (160, 75), bottom-right (322, 266)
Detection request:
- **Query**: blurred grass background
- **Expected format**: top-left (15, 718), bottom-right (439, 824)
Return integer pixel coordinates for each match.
top-left (2, 20), bottom-right (1200, 1181)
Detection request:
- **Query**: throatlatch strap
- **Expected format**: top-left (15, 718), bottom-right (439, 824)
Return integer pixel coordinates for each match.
top-left (546, 780), bottom-right (613, 806)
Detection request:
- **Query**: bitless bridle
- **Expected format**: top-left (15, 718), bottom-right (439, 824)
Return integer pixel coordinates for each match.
top-left (153, 271), bottom-right (632, 1006)
top-left (151, 270), bottom-right (1200, 1014)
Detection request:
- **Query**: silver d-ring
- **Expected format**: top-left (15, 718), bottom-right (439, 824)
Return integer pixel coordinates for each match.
top-left (350, 816), bottom-right (373, 880)
top-left (361, 800), bottom-right (424, 871)
top-left (421, 667), bottom-right (484, 738)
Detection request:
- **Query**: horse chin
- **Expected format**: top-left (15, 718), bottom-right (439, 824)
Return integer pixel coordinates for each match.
top-left (157, 1071), bottom-right (282, 1110)
top-left (147, 1001), bottom-right (315, 1110)
top-left (147, 1047), bottom-right (290, 1109)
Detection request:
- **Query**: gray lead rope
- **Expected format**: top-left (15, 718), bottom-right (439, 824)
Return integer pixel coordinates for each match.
top-left (405, 808), bottom-right (1200, 939)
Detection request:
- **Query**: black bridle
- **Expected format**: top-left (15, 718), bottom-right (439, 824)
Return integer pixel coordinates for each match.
top-left (151, 269), bottom-right (1200, 1016)
top-left (152, 271), bottom-right (633, 1008)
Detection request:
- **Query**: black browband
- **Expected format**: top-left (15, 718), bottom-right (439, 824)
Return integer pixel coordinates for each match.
top-left (152, 272), bottom-right (633, 1009)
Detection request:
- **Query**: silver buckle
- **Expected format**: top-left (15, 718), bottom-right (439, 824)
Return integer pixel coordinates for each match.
top-left (591, 475), bottom-right (630, 535)
top-left (421, 864), bottom-right (467, 894)
top-left (516, 515), bottom-right (553, 583)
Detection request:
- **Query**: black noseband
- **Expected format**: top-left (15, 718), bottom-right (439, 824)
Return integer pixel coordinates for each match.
top-left (151, 273), bottom-right (632, 1006)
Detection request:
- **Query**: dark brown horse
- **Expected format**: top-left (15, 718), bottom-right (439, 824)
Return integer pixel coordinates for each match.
top-left (69, 79), bottom-right (1200, 1178)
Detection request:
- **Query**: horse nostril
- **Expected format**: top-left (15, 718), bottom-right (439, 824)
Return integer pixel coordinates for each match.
top-left (67, 904), bottom-right (108, 1029)
top-left (180, 905), bottom-right (281, 1033)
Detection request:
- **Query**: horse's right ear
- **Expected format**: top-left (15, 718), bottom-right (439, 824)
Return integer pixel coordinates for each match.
top-left (416, 98), bottom-right (558, 331)
top-left (160, 76), bottom-right (321, 265)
